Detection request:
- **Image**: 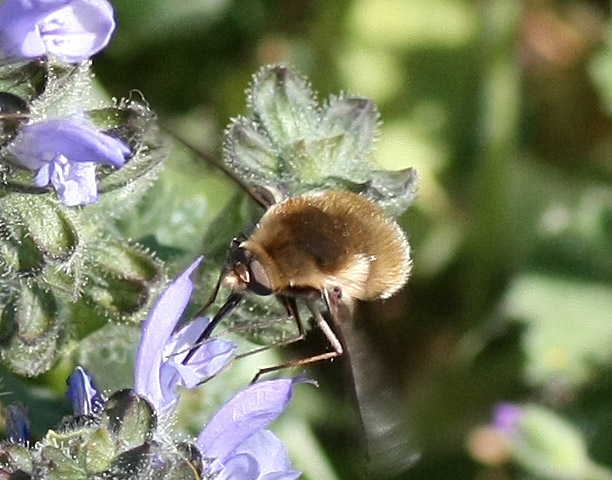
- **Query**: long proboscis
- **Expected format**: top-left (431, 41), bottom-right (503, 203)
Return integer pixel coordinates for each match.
top-left (182, 291), bottom-right (244, 364)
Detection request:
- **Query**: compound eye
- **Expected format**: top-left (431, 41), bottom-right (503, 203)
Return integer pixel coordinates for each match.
top-left (230, 246), bottom-right (250, 265)
top-left (248, 258), bottom-right (273, 296)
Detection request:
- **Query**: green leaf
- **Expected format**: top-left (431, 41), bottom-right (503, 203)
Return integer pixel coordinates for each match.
top-left (503, 274), bottom-right (612, 386)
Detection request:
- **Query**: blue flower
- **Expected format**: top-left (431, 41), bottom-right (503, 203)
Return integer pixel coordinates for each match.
top-left (134, 257), bottom-right (305, 478)
top-left (134, 257), bottom-right (237, 415)
top-left (66, 365), bottom-right (103, 416)
top-left (197, 378), bottom-right (305, 480)
top-left (9, 118), bottom-right (130, 206)
top-left (0, 0), bottom-right (116, 63)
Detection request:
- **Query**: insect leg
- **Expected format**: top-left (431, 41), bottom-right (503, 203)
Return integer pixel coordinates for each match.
top-left (308, 295), bottom-right (344, 354)
top-left (286, 296), bottom-right (306, 337)
top-left (236, 296), bottom-right (306, 361)
top-left (250, 294), bottom-right (344, 383)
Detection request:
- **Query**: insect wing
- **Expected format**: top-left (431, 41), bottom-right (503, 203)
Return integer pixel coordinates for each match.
top-left (339, 308), bottom-right (421, 477)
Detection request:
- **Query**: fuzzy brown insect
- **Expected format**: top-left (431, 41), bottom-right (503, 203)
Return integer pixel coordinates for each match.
top-left (171, 128), bottom-right (418, 476)
top-left (183, 186), bottom-right (411, 380)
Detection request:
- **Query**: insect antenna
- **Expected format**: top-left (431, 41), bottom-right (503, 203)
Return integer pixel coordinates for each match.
top-left (161, 125), bottom-right (272, 209)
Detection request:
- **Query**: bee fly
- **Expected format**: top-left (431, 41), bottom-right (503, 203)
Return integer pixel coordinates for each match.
top-left (170, 120), bottom-right (417, 478)
top-left (182, 185), bottom-right (412, 380)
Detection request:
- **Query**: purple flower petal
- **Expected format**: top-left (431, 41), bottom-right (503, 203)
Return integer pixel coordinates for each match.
top-left (134, 257), bottom-right (236, 414)
top-left (493, 402), bottom-right (522, 436)
top-left (197, 378), bottom-right (308, 466)
top-left (0, 0), bottom-right (116, 63)
top-left (9, 118), bottom-right (130, 205)
top-left (157, 333), bottom-right (236, 412)
top-left (233, 430), bottom-right (301, 480)
top-left (11, 118), bottom-right (129, 169)
top-left (48, 158), bottom-right (97, 206)
top-left (66, 366), bottom-right (103, 416)
top-left (218, 453), bottom-right (261, 480)
top-left (134, 258), bottom-right (203, 411)
top-left (163, 322), bottom-right (237, 389)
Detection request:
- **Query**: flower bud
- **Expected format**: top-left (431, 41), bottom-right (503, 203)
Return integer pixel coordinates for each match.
top-left (4, 404), bottom-right (30, 446)
top-left (249, 65), bottom-right (318, 148)
top-left (66, 366), bottom-right (103, 417)
top-left (102, 390), bottom-right (156, 454)
top-left (0, 196), bottom-right (78, 277)
top-left (81, 240), bottom-right (165, 322)
top-left (0, 283), bottom-right (59, 376)
top-left (81, 426), bottom-right (115, 474)
top-left (39, 445), bottom-right (87, 480)
top-left (222, 64), bottom-right (417, 217)
top-left (101, 441), bottom-right (202, 480)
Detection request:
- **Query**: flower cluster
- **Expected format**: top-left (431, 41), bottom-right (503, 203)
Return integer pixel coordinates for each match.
top-left (0, 0), bottom-right (129, 206)
top-left (1, 259), bottom-right (304, 479)
top-left (134, 257), bottom-right (304, 479)
top-left (0, 0), bottom-right (167, 377)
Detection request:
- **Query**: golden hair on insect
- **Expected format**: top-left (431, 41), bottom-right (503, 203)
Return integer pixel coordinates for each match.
top-left (183, 186), bottom-right (411, 370)
top-left (238, 189), bottom-right (411, 301)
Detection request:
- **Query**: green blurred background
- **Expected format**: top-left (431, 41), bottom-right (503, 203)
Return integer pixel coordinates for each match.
top-left (5, 0), bottom-right (612, 479)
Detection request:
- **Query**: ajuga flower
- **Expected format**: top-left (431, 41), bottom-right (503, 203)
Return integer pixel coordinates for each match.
top-left (134, 257), bottom-right (237, 414)
top-left (4, 403), bottom-right (30, 445)
top-left (9, 117), bottom-right (130, 206)
top-left (134, 257), bottom-right (305, 478)
top-left (15, 257), bottom-right (303, 480)
top-left (0, 0), bottom-right (116, 63)
top-left (197, 378), bottom-right (305, 480)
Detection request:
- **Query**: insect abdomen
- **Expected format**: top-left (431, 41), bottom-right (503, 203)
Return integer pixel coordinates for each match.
top-left (250, 190), bottom-right (411, 300)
